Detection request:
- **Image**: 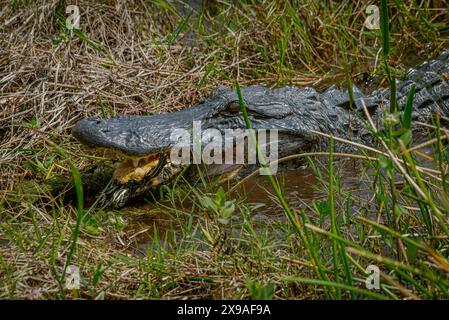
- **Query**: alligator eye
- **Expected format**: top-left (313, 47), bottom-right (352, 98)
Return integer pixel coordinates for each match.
top-left (225, 101), bottom-right (241, 114)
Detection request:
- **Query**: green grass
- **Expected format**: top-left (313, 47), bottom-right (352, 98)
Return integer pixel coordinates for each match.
top-left (1, 0), bottom-right (449, 299)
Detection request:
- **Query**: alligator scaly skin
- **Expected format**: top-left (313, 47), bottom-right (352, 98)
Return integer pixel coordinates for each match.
top-left (72, 50), bottom-right (449, 207)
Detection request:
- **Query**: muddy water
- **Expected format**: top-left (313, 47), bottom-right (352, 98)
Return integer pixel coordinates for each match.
top-left (127, 143), bottom-right (437, 256)
top-left (128, 160), bottom-right (364, 254)
top-left (235, 161), bottom-right (364, 217)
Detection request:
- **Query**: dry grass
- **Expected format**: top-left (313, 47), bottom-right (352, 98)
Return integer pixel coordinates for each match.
top-left (1, 1), bottom-right (218, 190)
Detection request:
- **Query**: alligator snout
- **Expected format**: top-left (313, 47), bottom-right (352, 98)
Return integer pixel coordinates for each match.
top-left (72, 115), bottom-right (178, 157)
top-left (72, 117), bottom-right (108, 147)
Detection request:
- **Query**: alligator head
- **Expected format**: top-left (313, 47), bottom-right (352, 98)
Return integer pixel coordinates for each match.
top-left (72, 50), bottom-right (449, 208)
top-left (72, 85), bottom-right (363, 207)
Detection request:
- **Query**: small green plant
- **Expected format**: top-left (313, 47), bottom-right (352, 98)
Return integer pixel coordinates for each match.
top-left (245, 278), bottom-right (275, 300)
top-left (199, 187), bottom-right (235, 225)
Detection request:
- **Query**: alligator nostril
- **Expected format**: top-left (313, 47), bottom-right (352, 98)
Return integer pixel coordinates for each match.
top-left (96, 120), bottom-right (102, 125)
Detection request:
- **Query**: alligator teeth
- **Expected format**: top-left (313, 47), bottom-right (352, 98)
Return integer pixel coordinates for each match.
top-left (113, 153), bottom-right (164, 184)
top-left (135, 167), bottom-right (145, 176)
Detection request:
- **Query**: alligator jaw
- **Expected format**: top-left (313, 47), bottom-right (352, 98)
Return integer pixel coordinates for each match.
top-left (112, 152), bottom-right (167, 185)
top-left (93, 151), bottom-right (184, 208)
top-left (71, 112), bottom-right (196, 207)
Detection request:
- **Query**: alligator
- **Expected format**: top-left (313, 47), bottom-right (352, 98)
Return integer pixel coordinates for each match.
top-left (72, 51), bottom-right (449, 208)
